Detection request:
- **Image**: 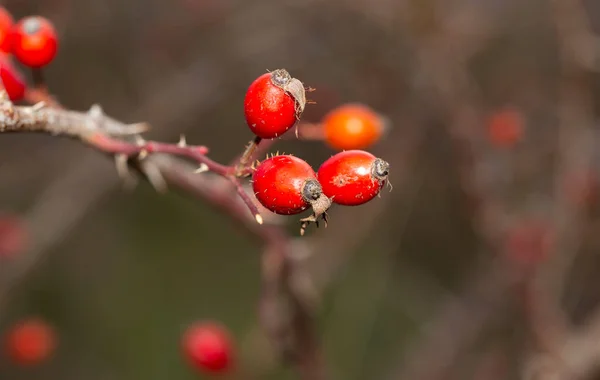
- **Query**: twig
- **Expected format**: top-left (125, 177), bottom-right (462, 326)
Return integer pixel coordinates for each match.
top-left (0, 91), bottom-right (261, 222)
top-left (0, 89), bottom-right (326, 379)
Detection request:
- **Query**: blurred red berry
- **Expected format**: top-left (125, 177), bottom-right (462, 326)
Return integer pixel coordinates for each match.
top-left (505, 220), bottom-right (553, 266)
top-left (0, 7), bottom-right (14, 53)
top-left (0, 54), bottom-right (26, 101)
top-left (12, 16), bottom-right (58, 68)
top-left (487, 107), bottom-right (524, 148)
top-left (317, 150), bottom-right (389, 206)
top-left (4, 318), bottom-right (56, 366)
top-left (182, 322), bottom-right (233, 374)
top-left (244, 69), bottom-right (306, 139)
top-left (0, 215), bottom-right (27, 258)
top-left (323, 103), bottom-right (386, 150)
top-left (252, 154), bottom-right (324, 215)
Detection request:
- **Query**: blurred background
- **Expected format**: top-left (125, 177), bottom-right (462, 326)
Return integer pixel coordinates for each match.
top-left (1, 0), bottom-right (600, 379)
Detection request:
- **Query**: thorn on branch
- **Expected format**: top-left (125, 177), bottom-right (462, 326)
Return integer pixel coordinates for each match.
top-left (194, 163), bottom-right (209, 173)
top-left (31, 101), bottom-right (46, 112)
top-left (135, 135), bottom-right (146, 146)
top-left (114, 153), bottom-right (138, 190)
top-left (140, 161), bottom-right (168, 193)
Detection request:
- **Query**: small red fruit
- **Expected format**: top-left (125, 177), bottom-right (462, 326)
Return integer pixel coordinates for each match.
top-left (0, 54), bottom-right (26, 101)
top-left (323, 103), bottom-right (386, 150)
top-left (252, 154), bottom-right (331, 234)
top-left (12, 16), bottom-right (58, 68)
top-left (4, 318), bottom-right (56, 366)
top-left (252, 155), bottom-right (324, 214)
top-left (0, 7), bottom-right (14, 53)
top-left (487, 107), bottom-right (524, 148)
top-left (317, 150), bottom-right (389, 206)
top-left (182, 322), bottom-right (233, 374)
top-left (244, 69), bottom-right (306, 139)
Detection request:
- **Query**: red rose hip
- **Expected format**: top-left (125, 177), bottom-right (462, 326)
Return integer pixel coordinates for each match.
top-left (317, 150), bottom-right (389, 206)
top-left (0, 7), bottom-right (14, 53)
top-left (253, 154), bottom-right (321, 215)
top-left (0, 55), bottom-right (26, 101)
top-left (252, 154), bottom-right (331, 234)
top-left (12, 16), bottom-right (58, 68)
top-left (244, 69), bottom-right (306, 139)
top-left (182, 322), bottom-right (233, 373)
top-left (4, 318), bottom-right (57, 366)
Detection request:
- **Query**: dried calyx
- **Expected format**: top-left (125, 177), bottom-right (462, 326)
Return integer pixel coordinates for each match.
top-left (270, 69), bottom-right (306, 116)
top-left (371, 158), bottom-right (389, 182)
top-left (300, 178), bottom-right (332, 236)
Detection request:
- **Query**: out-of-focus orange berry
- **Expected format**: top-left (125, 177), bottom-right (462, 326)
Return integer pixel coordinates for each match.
top-left (323, 103), bottom-right (385, 151)
top-left (487, 107), bottom-right (524, 148)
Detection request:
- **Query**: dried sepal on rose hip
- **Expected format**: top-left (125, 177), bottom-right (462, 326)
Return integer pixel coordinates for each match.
top-left (317, 150), bottom-right (390, 206)
top-left (244, 69), bottom-right (306, 139)
top-left (252, 154), bottom-right (331, 235)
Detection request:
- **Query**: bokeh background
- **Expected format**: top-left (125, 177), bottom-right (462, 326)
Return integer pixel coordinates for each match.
top-left (2, 0), bottom-right (600, 379)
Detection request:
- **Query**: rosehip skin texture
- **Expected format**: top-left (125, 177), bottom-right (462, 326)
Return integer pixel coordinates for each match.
top-left (318, 150), bottom-right (390, 206)
top-left (253, 155), bottom-right (321, 215)
top-left (12, 16), bottom-right (58, 68)
top-left (182, 322), bottom-right (232, 374)
top-left (5, 318), bottom-right (56, 366)
top-left (0, 7), bottom-right (14, 53)
top-left (244, 70), bottom-right (299, 139)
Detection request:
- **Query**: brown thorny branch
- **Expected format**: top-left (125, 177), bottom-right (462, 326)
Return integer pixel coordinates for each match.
top-left (0, 90), bottom-right (327, 379)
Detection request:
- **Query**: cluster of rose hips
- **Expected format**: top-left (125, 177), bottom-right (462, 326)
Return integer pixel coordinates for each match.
top-left (0, 6), bottom-right (392, 375)
top-left (244, 69), bottom-right (391, 233)
top-left (0, 7), bottom-right (58, 101)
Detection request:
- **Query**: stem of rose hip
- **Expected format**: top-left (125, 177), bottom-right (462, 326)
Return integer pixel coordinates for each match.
top-left (31, 68), bottom-right (46, 91)
top-left (235, 135), bottom-right (262, 176)
top-left (29, 68), bottom-right (61, 108)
